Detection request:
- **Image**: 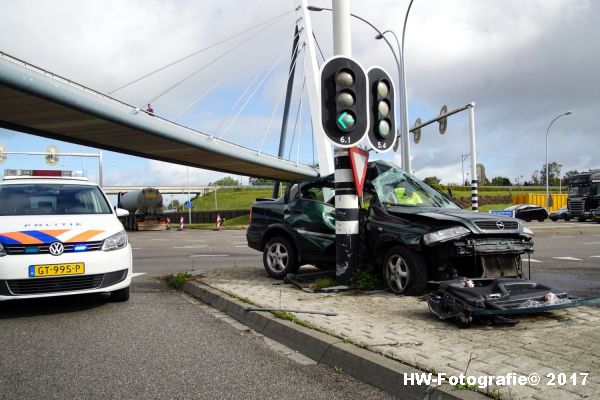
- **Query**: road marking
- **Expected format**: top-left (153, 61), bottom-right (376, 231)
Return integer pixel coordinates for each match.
top-left (132, 272), bottom-right (146, 278)
top-left (132, 247), bottom-right (143, 250)
top-left (590, 256), bottom-right (600, 258)
top-left (227, 241), bottom-right (247, 245)
top-left (552, 257), bottom-right (583, 261)
top-left (174, 245), bottom-right (208, 248)
top-left (189, 254), bottom-right (229, 258)
top-left (151, 239), bottom-right (170, 241)
top-left (531, 225), bottom-right (575, 229)
top-left (527, 258), bottom-right (543, 263)
top-left (551, 235), bottom-right (574, 238)
top-left (236, 245), bottom-right (248, 248)
top-left (583, 242), bottom-right (600, 245)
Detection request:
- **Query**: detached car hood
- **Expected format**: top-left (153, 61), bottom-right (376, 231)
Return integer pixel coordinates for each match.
top-left (0, 215), bottom-right (120, 245)
top-left (386, 207), bottom-right (522, 235)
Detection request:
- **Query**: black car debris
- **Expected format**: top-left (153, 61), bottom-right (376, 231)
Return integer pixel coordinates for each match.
top-left (247, 161), bottom-right (535, 295)
top-left (504, 204), bottom-right (548, 222)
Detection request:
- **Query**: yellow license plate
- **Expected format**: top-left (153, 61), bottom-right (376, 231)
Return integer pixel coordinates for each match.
top-left (28, 263), bottom-right (85, 277)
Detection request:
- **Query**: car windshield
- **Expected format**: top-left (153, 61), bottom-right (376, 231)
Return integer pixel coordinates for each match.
top-left (0, 184), bottom-right (112, 216)
top-left (372, 166), bottom-right (459, 208)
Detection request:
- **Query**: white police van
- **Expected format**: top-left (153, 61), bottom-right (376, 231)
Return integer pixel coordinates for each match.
top-left (0, 169), bottom-right (132, 301)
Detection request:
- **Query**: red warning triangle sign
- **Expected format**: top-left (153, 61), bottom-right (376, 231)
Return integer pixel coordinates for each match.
top-left (348, 147), bottom-right (369, 198)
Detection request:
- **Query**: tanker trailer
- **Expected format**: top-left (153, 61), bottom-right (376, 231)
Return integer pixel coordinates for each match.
top-left (117, 188), bottom-right (168, 231)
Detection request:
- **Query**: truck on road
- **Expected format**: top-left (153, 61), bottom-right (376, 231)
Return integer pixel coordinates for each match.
top-left (118, 188), bottom-right (168, 231)
top-left (567, 169), bottom-right (600, 221)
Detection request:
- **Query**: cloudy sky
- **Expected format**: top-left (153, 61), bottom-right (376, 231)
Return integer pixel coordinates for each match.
top-left (0, 0), bottom-right (597, 186)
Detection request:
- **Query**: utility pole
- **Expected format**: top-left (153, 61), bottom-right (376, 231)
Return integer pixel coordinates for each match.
top-left (332, 0), bottom-right (358, 284)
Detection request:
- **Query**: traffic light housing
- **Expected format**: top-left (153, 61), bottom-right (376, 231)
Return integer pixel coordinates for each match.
top-left (320, 56), bottom-right (368, 148)
top-left (367, 66), bottom-right (396, 153)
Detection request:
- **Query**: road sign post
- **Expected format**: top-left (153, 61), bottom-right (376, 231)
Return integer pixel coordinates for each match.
top-left (326, 0), bottom-right (364, 285)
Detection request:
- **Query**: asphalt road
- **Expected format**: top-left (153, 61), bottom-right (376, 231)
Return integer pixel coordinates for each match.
top-left (130, 223), bottom-right (600, 297)
top-left (0, 275), bottom-right (395, 400)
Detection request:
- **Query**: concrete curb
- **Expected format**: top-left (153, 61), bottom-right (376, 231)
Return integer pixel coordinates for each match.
top-left (183, 280), bottom-right (488, 400)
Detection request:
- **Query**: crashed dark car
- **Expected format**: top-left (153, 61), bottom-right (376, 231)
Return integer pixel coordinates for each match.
top-left (247, 161), bottom-right (534, 295)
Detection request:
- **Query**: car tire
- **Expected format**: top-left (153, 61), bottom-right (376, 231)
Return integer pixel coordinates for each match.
top-left (538, 218), bottom-right (545, 222)
top-left (383, 245), bottom-right (427, 296)
top-left (550, 217), bottom-right (557, 222)
top-left (263, 237), bottom-right (298, 279)
top-left (111, 286), bottom-right (130, 302)
top-left (564, 217), bottom-right (571, 222)
top-left (578, 217), bottom-right (587, 222)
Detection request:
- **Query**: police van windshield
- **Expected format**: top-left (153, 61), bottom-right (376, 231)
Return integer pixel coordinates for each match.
top-left (373, 167), bottom-right (459, 208)
top-left (0, 184), bottom-right (112, 216)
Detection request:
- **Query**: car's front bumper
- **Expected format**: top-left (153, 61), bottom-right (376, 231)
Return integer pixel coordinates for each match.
top-left (0, 245), bottom-right (132, 300)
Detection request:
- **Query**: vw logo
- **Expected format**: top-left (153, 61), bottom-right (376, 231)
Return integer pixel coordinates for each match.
top-left (49, 242), bottom-right (64, 256)
top-left (496, 221), bottom-right (505, 230)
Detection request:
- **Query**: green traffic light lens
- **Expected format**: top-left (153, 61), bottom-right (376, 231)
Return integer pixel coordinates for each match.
top-left (336, 111), bottom-right (356, 132)
top-left (378, 100), bottom-right (390, 117)
top-left (336, 90), bottom-right (354, 108)
top-left (336, 70), bottom-right (354, 88)
top-left (378, 119), bottom-right (391, 138)
top-left (377, 81), bottom-right (389, 97)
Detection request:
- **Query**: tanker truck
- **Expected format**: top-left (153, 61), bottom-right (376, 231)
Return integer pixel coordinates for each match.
top-left (117, 188), bottom-right (168, 231)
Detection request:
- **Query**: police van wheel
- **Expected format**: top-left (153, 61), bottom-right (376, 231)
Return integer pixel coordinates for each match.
top-left (111, 286), bottom-right (130, 302)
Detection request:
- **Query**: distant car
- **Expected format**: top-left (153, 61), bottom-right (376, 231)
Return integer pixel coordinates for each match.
top-left (549, 206), bottom-right (571, 222)
top-left (505, 204), bottom-right (548, 222)
top-left (591, 209), bottom-right (600, 224)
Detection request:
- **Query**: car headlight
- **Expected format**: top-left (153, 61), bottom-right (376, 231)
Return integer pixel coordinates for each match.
top-left (102, 230), bottom-right (128, 251)
top-left (423, 226), bottom-right (470, 246)
top-left (521, 227), bottom-right (534, 240)
top-left (0, 242), bottom-right (6, 257)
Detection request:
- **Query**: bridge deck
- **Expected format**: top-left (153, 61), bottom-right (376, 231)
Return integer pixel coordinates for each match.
top-left (0, 52), bottom-right (319, 181)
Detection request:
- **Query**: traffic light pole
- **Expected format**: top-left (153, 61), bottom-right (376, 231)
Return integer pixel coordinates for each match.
top-left (332, 0), bottom-right (358, 283)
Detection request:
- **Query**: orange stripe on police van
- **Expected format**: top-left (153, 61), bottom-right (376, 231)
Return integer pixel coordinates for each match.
top-left (1, 231), bottom-right (44, 244)
top-left (66, 230), bottom-right (105, 242)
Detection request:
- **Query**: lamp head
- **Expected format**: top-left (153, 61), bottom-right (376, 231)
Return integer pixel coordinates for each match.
top-left (307, 6), bottom-right (324, 11)
top-left (565, 111), bottom-right (572, 115)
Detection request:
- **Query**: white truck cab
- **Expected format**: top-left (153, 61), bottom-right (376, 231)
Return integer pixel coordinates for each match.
top-left (0, 169), bottom-right (132, 301)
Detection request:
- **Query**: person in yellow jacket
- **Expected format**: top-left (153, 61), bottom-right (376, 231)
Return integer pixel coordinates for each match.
top-left (393, 186), bottom-right (423, 205)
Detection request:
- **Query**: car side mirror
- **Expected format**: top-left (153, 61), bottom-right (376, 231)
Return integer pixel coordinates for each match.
top-left (115, 207), bottom-right (129, 217)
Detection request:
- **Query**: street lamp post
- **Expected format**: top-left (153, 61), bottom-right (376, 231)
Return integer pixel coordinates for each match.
top-left (376, 0), bottom-right (414, 173)
top-left (545, 111), bottom-right (572, 209)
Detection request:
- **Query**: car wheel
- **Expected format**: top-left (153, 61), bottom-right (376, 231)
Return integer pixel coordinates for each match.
top-left (525, 219), bottom-right (531, 222)
top-left (578, 217), bottom-right (587, 222)
top-left (111, 286), bottom-right (130, 302)
top-left (263, 237), bottom-right (298, 279)
top-left (564, 217), bottom-right (571, 221)
top-left (550, 217), bottom-right (557, 221)
top-left (538, 218), bottom-right (545, 222)
top-left (383, 245), bottom-right (427, 295)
